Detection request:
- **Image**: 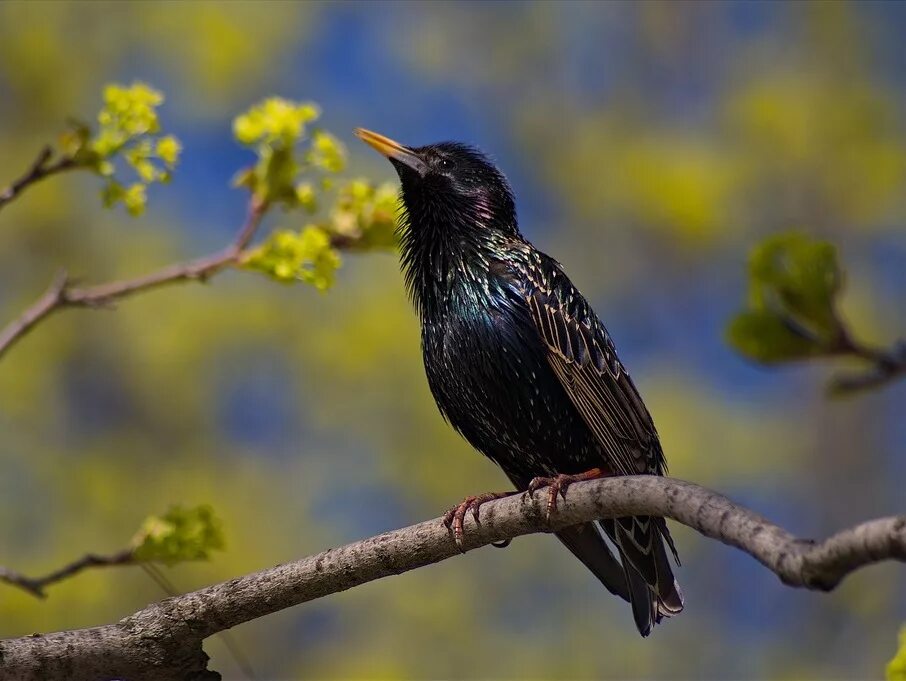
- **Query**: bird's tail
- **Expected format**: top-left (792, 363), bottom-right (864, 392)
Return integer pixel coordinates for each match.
top-left (601, 516), bottom-right (684, 636)
top-left (555, 523), bottom-right (630, 603)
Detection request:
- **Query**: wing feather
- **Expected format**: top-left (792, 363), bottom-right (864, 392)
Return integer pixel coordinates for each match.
top-left (500, 250), bottom-right (684, 632)
top-left (518, 258), bottom-right (664, 478)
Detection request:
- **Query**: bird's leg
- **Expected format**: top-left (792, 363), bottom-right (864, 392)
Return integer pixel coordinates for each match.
top-left (443, 491), bottom-right (518, 551)
top-left (523, 468), bottom-right (608, 520)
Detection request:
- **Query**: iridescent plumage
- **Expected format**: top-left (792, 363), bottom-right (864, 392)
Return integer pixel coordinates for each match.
top-left (357, 130), bottom-right (684, 635)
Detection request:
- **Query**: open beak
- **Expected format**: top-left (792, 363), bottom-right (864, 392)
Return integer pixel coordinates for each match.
top-left (354, 128), bottom-right (428, 175)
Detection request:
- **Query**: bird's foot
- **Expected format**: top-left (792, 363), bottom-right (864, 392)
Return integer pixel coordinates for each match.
top-left (523, 468), bottom-right (607, 520)
top-left (443, 491), bottom-right (517, 551)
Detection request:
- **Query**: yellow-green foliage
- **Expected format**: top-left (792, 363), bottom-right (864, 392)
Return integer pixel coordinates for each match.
top-left (233, 98), bottom-right (321, 147)
top-left (727, 233), bottom-right (844, 363)
top-left (329, 179), bottom-right (399, 250)
top-left (309, 130), bottom-right (346, 174)
top-left (889, 627), bottom-right (906, 681)
top-left (132, 505), bottom-right (225, 566)
top-left (50, 88), bottom-right (400, 290)
top-left (232, 96), bottom-right (400, 288)
top-left (232, 97), bottom-right (333, 206)
top-left (61, 82), bottom-right (181, 216)
top-left (2, 4), bottom-right (904, 680)
top-left (243, 227), bottom-right (342, 290)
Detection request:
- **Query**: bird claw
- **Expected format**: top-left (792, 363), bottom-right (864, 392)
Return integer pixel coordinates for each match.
top-left (443, 491), bottom-right (515, 551)
top-left (522, 468), bottom-right (606, 520)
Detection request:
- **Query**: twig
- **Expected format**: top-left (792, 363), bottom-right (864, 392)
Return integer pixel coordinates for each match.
top-left (0, 476), bottom-right (902, 681)
top-left (0, 196), bottom-right (268, 361)
top-left (829, 331), bottom-right (906, 394)
top-left (0, 146), bottom-right (77, 213)
top-left (0, 549), bottom-right (134, 599)
top-left (0, 271), bottom-right (70, 360)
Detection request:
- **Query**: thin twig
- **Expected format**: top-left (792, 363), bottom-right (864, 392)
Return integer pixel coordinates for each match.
top-left (0, 476), bottom-right (903, 680)
top-left (0, 146), bottom-right (77, 213)
top-left (828, 326), bottom-right (906, 394)
top-left (0, 549), bottom-right (134, 598)
top-left (0, 196), bottom-right (268, 361)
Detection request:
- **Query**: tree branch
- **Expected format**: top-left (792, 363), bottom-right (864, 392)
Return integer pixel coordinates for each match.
top-left (0, 549), bottom-right (135, 599)
top-left (0, 196), bottom-right (268, 361)
top-left (1, 476), bottom-right (902, 681)
top-left (0, 146), bottom-right (77, 213)
top-left (0, 270), bottom-right (70, 361)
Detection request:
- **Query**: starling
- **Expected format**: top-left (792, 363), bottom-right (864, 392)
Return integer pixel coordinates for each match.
top-left (356, 128), bottom-right (684, 636)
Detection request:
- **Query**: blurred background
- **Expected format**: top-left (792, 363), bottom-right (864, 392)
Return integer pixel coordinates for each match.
top-left (1, 1), bottom-right (905, 679)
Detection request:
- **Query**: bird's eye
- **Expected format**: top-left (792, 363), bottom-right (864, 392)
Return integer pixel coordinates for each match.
top-left (437, 158), bottom-right (453, 171)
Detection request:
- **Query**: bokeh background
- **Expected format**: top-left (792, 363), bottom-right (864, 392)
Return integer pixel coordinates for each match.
top-left (1, 1), bottom-right (905, 679)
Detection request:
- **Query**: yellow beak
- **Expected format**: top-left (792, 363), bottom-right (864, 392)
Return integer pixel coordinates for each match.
top-left (354, 128), bottom-right (427, 175)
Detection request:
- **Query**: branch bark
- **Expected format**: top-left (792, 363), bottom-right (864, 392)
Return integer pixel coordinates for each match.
top-left (0, 197), bottom-right (268, 361)
top-left (1, 476), bottom-right (903, 681)
top-left (0, 146), bottom-right (78, 213)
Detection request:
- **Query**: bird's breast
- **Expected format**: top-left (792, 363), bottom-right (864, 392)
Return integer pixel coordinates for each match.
top-left (419, 290), bottom-right (594, 478)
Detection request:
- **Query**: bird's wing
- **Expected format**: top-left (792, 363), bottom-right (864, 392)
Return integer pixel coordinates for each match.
top-left (503, 249), bottom-right (683, 634)
top-left (510, 251), bottom-right (684, 634)
top-left (512, 252), bottom-right (665, 479)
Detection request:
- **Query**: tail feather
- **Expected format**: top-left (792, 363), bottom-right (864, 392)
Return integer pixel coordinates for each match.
top-left (655, 516), bottom-right (681, 566)
top-left (651, 521), bottom-right (684, 618)
top-left (623, 559), bottom-right (658, 636)
top-left (507, 472), bottom-right (682, 635)
top-left (602, 516), bottom-right (684, 635)
top-left (555, 523), bottom-right (630, 603)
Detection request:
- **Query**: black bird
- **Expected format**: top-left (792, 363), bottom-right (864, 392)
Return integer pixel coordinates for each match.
top-left (356, 128), bottom-right (684, 636)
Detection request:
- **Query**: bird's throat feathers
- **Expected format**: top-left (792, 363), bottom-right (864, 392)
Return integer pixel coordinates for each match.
top-left (397, 184), bottom-right (518, 319)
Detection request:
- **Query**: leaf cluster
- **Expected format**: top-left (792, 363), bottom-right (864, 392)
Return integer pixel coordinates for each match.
top-left (231, 97), bottom-right (400, 289)
top-left (727, 232), bottom-right (846, 363)
top-left (62, 82), bottom-right (182, 216)
top-left (131, 504), bottom-right (225, 566)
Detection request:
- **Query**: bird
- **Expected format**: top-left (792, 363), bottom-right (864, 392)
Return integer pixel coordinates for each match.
top-left (355, 127), bottom-right (684, 636)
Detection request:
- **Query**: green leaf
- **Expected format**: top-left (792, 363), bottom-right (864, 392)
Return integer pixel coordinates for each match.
top-left (232, 97), bottom-right (320, 147)
top-left (101, 180), bottom-right (125, 208)
top-left (308, 129), bottom-right (346, 173)
top-left (328, 180), bottom-right (400, 250)
top-left (888, 626), bottom-right (906, 681)
top-left (98, 82), bottom-right (163, 141)
top-left (131, 504), bottom-right (225, 566)
top-left (59, 120), bottom-right (91, 158)
top-left (726, 309), bottom-right (824, 363)
top-left (156, 135), bottom-right (182, 167)
top-left (231, 97), bottom-right (330, 207)
top-left (82, 82), bottom-right (180, 214)
top-left (259, 145), bottom-right (298, 204)
top-left (231, 166), bottom-right (257, 191)
top-left (748, 232), bottom-right (843, 338)
top-left (122, 183), bottom-right (147, 217)
top-left (727, 232), bottom-right (848, 365)
top-left (242, 225), bottom-right (341, 290)
top-left (91, 127), bottom-right (128, 158)
top-left (96, 160), bottom-right (115, 177)
top-left (295, 182), bottom-right (317, 213)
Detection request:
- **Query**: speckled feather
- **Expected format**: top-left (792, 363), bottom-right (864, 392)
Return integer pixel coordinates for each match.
top-left (387, 140), bottom-right (683, 636)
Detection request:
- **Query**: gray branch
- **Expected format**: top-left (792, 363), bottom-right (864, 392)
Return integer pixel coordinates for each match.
top-left (1, 476), bottom-right (903, 681)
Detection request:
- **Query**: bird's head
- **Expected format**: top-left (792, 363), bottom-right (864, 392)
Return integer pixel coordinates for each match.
top-left (355, 128), bottom-right (518, 240)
